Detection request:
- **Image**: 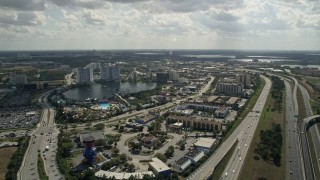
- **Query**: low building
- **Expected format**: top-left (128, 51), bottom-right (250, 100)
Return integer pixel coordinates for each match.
top-left (172, 157), bottom-right (192, 173)
top-left (149, 158), bottom-right (171, 177)
top-left (184, 149), bottom-right (205, 163)
top-left (134, 114), bottom-right (159, 124)
top-left (194, 138), bottom-right (216, 153)
top-left (95, 170), bottom-right (154, 179)
top-left (166, 115), bottom-right (223, 131)
top-left (215, 107), bottom-right (230, 118)
top-left (78, 131), bottom-right (105, 147)
top-left (168, 122), bottom-right (183, 133)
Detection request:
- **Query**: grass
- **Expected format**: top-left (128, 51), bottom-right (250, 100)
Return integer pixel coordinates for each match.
top-left (307, 131), bottom-right (320, 179)
top-left (0, 147), bottom-right (18, 179)
top-left (209, 141), bottom-right (238, 180)
top-left (297, 88), bottom-right (307, 123)
top-left (298, 76), bottom-right (320, 115)
top-left (239, 87), bottom-right (286, 180)
top-left (224, 77), bottom-right (266, 140)
top-left (37, 153), bottom-right (48, 180)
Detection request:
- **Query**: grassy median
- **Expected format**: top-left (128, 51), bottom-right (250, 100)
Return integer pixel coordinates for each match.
top-left (239, 79), bottom-right (286, 180)
top-left (37, 153), bottom-right (48, 180)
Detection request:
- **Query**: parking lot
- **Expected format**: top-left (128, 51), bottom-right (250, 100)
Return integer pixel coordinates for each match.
top-left (0, 107), bottom-right (41, 129)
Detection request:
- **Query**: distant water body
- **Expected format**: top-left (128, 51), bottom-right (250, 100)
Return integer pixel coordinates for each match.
top-left (63, 82), bottom-right (156, 101)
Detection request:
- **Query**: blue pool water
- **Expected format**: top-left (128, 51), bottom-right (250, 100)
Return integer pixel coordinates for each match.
top-left (99, 103), bottom-right (110, 109)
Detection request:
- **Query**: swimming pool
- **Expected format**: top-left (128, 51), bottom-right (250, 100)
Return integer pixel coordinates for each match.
top-left (99, 102), bottom-right (110, 110)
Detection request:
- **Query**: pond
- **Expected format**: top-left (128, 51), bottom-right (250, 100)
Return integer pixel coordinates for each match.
top-left (63, 82), bottom-right (157, 101)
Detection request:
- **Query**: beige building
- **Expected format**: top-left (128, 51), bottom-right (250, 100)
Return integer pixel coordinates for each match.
top-left (166, 115), bottom-right (223, 131)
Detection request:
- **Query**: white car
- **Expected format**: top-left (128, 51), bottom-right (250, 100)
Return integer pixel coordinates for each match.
top-left (245, 144), bottom-right (247, 147)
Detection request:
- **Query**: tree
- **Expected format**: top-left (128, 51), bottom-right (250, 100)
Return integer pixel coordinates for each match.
top-left (94, 123), bottom-right (105, 130)
top-left (119, 154), bottom-right (127, 162)
top-left (155, 153), bottom-right (167, 162)
top-left (113, 148), bottom-right (120, 156)
top-left (128, 163), bottom-right (135, 172)
top-left (164, 146), bottom-right (174, 158)
top-left (95, 139), bottom-right (106, 147)
top-left (180, 143), bottom-right (185, 150)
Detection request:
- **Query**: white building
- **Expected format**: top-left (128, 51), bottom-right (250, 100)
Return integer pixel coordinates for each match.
top-left (217, 83), bottom-right (243, 95)
top-left (10, 73), bottom-right (27, 85)
top-left (77, 67), bottom-right (93, 84)
top-left (215, 107), bottom-right (230, 118)
top-left (172, 157), bottom-right (191, 173)
top-left (169, 70), bottom-right (179, 81)
top-left (236, 73), bottom-right (251, 87)
top-left (148, 158), bottom-right (171, 176)
top-left (194, 138), bottom-right (216, 153)
top-left (184, 149), bottom-right (205, 163)
top-left (100, 65), bottom-right (120, 81)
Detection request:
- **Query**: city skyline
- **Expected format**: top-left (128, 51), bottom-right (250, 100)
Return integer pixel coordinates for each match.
top-left (0, 0), bottom-right (319, 51)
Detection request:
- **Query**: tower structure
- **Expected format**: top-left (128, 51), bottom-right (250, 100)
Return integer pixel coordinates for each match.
top-left (82, 135), bottom-right (97, 165)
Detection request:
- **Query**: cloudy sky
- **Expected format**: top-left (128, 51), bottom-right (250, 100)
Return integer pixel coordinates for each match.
top-left (0, 0), bottom-right (319, 50)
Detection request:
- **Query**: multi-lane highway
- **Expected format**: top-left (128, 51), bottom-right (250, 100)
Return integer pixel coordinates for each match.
top-left (18, 92), bottom-right (64, 180)
top-left (284, 80), bottom-right (303, 180)
top-left (187, 75), bottom-right (271, 180)
top-left (298, 84), bottom-right (320, 180)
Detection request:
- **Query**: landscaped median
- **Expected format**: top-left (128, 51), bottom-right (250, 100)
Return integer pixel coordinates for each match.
top-left (37, 153), bottom-right (48, 180)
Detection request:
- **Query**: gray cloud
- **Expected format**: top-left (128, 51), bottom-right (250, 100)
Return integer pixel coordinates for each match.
top-left (0, 0), bottom-right (46, 11)
top-left (0, 11), bottom-right (46, 26)
top-left (50, 0), bottom-right (109, 9)
top-left (81, 11), bottom-right (105, 25)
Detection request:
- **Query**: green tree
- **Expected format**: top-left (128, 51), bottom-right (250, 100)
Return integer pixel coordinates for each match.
top-left (155, 153), bottom-right (167, 162)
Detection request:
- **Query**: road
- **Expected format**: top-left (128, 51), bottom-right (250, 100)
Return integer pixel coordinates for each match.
top-left (18, 91), bottom-right (64, 180)
top-left (284, 80), bottom-right (303, 180)
top-left (187, 75), bottom-right (271, 180)
top-left (298, 84), bottom-right (320, 180)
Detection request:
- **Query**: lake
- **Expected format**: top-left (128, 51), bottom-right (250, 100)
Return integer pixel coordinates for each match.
top-left (63, 82), bottom-right (157, 101)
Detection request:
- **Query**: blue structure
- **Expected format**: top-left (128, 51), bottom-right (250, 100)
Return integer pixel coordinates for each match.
top-left (82, 135), bottom-right (97, 165)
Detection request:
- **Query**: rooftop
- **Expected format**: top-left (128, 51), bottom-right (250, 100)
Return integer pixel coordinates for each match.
top-left (216, 107), bottom-right (228, 112)
top-left (194, 138), bottom-right (216, 149)
top-left (175, 157), bottom-right (191, 166)
top-left (80, 131), bottom-right (105, 143)
top-left (185, 149), bottom-right (202, 158)
top-left (226, 97), bottom-right (239, 105)
top-left (149, 158), bottom-right (170, 172)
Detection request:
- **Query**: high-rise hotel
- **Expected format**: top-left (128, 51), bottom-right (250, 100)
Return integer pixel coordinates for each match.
top-left (100, 64), bottom-right (120, 82)
top-left (77, 67), bottom-right (93, 84)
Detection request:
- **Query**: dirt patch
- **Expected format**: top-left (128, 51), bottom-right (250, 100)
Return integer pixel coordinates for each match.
top-left (0, 147), bottom-right (18, 180)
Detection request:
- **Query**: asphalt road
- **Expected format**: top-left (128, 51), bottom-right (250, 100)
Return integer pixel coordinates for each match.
top-left (284, 80), bottom-right (303, 180)
top-left (18, 91), bottom-right (64, 180)
top-left (186, 75), bottom-right (271, 180)
top-left (298, 84), bottom-right (320, 180)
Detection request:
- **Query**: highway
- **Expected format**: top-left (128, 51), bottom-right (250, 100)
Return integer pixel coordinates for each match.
top-left (18, 91), bottom-right (64, 180)
top-left (284, 80), bottom-right (303, 180)
top-left (298, 84), bottom-right (320, 180)
top-left (187, 75), bottom-right (271, 180)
